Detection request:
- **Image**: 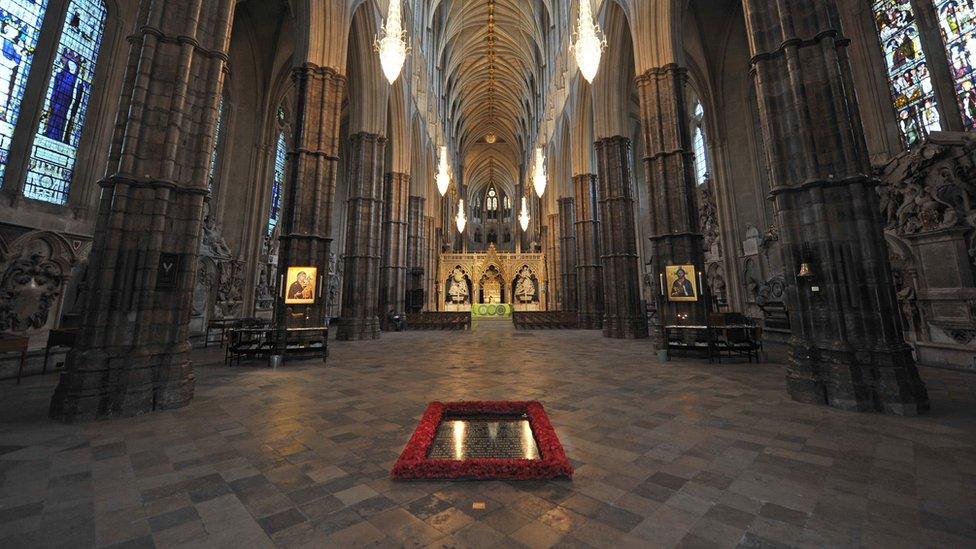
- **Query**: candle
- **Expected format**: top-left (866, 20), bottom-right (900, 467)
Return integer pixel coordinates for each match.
top-left (698, 271), bottom-right (704, 296)
top-left (659, 273), bottom-right (665, 296)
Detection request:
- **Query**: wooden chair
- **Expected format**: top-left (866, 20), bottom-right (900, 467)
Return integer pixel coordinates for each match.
top-left (1, 336), bottom-right (30, 384)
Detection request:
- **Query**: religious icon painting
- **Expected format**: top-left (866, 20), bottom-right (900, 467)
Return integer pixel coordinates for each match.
top-left (666, 265), bottom-right (698, 302)
top-left (284, 266), bottom-right (317, 305)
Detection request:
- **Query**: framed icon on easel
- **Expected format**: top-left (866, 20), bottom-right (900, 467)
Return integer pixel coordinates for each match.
top-left (284, 266), bottom-right (317, 305)
top-left (665, 265), bottom-right (698, 302)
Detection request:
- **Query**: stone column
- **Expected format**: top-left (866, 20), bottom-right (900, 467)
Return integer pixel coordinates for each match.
top-left (380, 172), bottom-right (409, 327)
top-left (406, 196), bottom-right (425, 311)
top-left (595, 137), bottom-right (648, 338)
top-left (337, 133), bottom-right (386, 340)
top-left (424, 216), bottom-right (436, 310)
top-left (636, 65), bottom-right (707, 346)
top-left (558, 197), bottom-right (578, 312)
top-left (547, 213), bottom-right (561, 310)
top-left (49, 0), bottom-right (235, 421)
top-left (573, 174), bottom-right (604, 329)
top-left (743, 0), bottom-right (928, 414)
top-left (276, 64), bottom-right (345, 330)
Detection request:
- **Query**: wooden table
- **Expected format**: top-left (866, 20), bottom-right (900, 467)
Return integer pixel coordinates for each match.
top-left (1, 336), bottom-right (30, 384)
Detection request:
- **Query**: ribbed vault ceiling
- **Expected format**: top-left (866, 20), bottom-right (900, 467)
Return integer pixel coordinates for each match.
top-left (432, 0), bottom-right (548, 195)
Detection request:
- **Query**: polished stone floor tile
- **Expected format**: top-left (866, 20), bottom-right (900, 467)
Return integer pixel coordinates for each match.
top-left (1, 322), bottom-right (975, 547)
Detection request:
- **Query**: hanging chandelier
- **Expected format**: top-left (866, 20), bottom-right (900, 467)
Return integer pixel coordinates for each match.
top-left (374, 0), bottom-right (409, 84)
top-left (571, 0), bottom-right (607, 84)
top-left (456, 199), bottom-right (467, 233)
top-left (519, 196), bottom-right (531, 231)
top-left (436, 146), bottom-right (450, 196)
top-left (533, 147), bottom-right (547, 197)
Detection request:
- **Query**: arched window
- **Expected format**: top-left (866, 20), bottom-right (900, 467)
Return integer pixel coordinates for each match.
top-left (486, 186), bottom-right (498, 220)
top-left (934, 0), bottom-right (976, 128)
top-left (24, 0), bottom-right (107, 204)
top-left (208, 96), bottom-right (226, 191)
top-left (503, 195), bottom-right (511, 219)
top-left (872, 0), bottom-right (941, 146)
top-left (267, 130), bottom-right (287, 235)
top-left (0, 1), bottom-right (49, 185)
top-left (691, 99), bottom-right (709, 186)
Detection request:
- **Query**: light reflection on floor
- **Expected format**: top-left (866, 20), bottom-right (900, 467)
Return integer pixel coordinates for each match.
top-left (427, 417), bottom-right (540, 460)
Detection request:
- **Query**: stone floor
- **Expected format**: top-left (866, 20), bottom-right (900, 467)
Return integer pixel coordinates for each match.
top-left (1, 321), bottom-right (975, 548)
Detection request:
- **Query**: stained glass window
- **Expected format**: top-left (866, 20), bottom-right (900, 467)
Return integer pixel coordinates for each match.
top-left (0, 0), bottom-right (49, 184)
top-left (267, 131), bottom-right (286, 235)
top-left (934, 0), bottom-right (976, 129)
top-left (691, 101), bottom-right (708, 185)
top-left (23, 0), bottom-right (106, 204)
top-left (208, 96), bottom-right (225, 191)
top-left (873, 0), bottom-right (941, 146)
top-left (487, 186), bottom-right (498, 212)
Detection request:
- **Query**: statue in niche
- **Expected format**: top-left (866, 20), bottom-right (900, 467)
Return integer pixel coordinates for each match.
top-left (515, 266), bottom-right (537, 303)
top-left (742, 224), bottom-right (761, 256)
top-left (448, 267), bottom-right (469, 303)
top-left (201, 201), bottom-right (232, 259)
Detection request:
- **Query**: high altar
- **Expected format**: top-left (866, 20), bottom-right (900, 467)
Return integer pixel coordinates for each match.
top-left (438, 244), bottom-right (548, 312)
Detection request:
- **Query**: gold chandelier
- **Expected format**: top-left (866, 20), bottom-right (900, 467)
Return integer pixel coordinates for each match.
top-left (437, 146), bottom-right (450, 196)
top-left (533, 147), bottom-right (547, 197)
top-left (456, 199), bottom-right (467, 233)
top-left (519, 196), bottom-right (530, 231)
top-left (571, 0), bottom-right (607, 84)
top-left (375, 0), bottom-right (409, 84)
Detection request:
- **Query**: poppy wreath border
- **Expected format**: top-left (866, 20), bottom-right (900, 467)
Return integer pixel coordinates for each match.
top-left (391, 401), bottom-right (573, 481)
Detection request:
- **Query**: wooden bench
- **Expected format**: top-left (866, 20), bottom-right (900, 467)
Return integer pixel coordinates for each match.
top-left (226, 326), bottom-right (328, 366)
top-left (709, 313), bottom-right (762, 363)
top-left (512, 311), bottom-right (577, 329)
top-left (405, 312), bottom-right (471, 330)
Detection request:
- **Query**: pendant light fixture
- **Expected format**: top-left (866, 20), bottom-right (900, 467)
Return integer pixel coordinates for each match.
top-left (533, 147), bottom-right (547, 197)
top-left (436, 146), bottom-right (450, 196)
top-left (375, 0), bottom-right (409, 84)
top-left (456, 199), bottom-right (467, 234)
top-left (519, 196), bottom-right (531, 231)
top-left (571, 0), bottom-right (607, 84)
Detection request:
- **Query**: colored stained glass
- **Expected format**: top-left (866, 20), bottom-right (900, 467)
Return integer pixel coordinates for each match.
top-left (873, 0), bottom-right (941, 146)
top-left (267, 131), bottom-right (286, 235)
top-left (0, 0), bottom-right (49, 184)
top-left (208, 96), bottom-right (225, 191)
top-left (935, 0), bottom-right (976, 129)
top-left (24, 0), bottom-right (105, 204)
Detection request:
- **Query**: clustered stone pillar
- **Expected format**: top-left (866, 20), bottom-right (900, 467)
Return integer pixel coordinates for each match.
top-left (424, 216), bottom-right (436, 310)
top-left (595, 137), bottom-right (648, 338)
top-left (276, 64), bottom-right (345, 331)
top-left (546, 213), bottom-right (560, 309)
top-left (573, 174), bottom-right (604, 329)
top-left (558, 197), bottom-right (578, 312)
top-left (406, 196), bottom-right (425, 311)
top-left (636, 65), bottom-right (706, 347)
top-left (338, 133), bottom-right (387, 340)
top-left (743, 0), bottom-right (928, 414)
top-left (380, 172), bottom-right (410, 327)
top-left (49, 0), bottom-right (235, 421)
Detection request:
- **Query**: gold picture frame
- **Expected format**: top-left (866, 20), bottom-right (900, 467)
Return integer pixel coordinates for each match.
top-left (666, 265), bottom-right (698, 302)
top-left (284, 266), bottom-right (317, 305)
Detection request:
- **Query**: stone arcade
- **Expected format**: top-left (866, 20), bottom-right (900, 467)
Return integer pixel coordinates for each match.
top-left (0, 0), bottom-right (974, 546)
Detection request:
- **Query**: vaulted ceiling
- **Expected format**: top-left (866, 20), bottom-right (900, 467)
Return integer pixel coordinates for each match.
top-left (430, 0), bottom-right (550, 196)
